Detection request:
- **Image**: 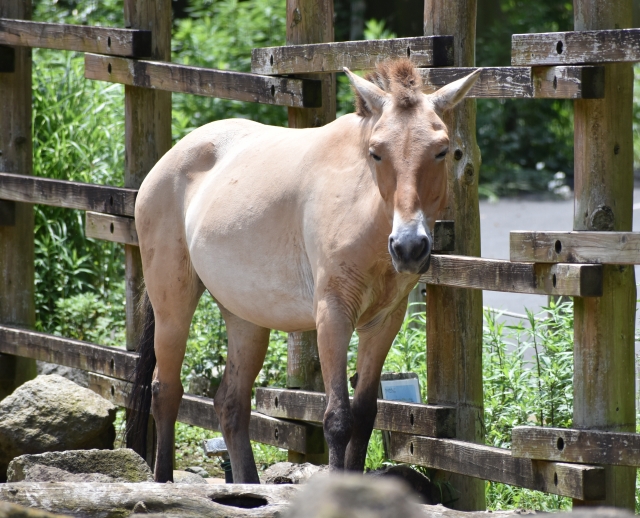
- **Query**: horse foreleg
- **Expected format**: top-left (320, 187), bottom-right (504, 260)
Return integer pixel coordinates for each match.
top-left (316, 304), bottom-right (355, 470)
top-left (214, 306), bottom-right (270, 483)
top-left (345, 301), bottom-right (406, 472)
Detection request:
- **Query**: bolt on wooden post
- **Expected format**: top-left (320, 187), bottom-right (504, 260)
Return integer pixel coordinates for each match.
top-left (123, 0), bottom-right (172, 466)
top-left (0, 0), bottom-right (37, 401)
top-left (285, 0), bottom-right (335, 465)
top-left (423, 0), bottom-right (486, 511)
top-left (572, 0), bottom-right (636, 509)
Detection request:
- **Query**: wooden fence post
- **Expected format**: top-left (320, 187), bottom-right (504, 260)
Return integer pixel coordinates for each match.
top-left (0, 0), bottom-right (37, 401)
top-left (423, 0), bottom-right (486, 510)
top-left (572, 0), bottom-right (636, 509)
top-left (123, 0), bottom-right (172, 466)
top-left (285, 0), bottom-right (335, 464)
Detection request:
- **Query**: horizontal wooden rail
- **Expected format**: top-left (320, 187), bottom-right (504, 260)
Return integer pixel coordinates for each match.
top-left (511, 426), bottom-right (640, 467)
top-left (89, 373), bottom-right (323, 454)
top-left (421, 255), bottom-right (603, 296)
top-left (419, 66), bottom-right (604, 99)
top-left (251, 36), bottom-right (453, 75)
top-left (85, 54), bottom-right (322, 108)
top-left (0, 172), bottom-right (136, 217)
top-left (512, 28), bottom-right (640, 66)
top-left (511, 231), bottom-right (640, 264)
top-left (86, 212), bottom-right (138, 245)
top-left (388, 433), bottom-right (605, 501)
top-left (0, 18), bottom-right (151, 57)
top-left (256, 387), bottom-right (456, 438)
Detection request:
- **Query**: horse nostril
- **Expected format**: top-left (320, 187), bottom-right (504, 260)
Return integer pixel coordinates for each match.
top-left (411, 236), bottom-right (428, 261)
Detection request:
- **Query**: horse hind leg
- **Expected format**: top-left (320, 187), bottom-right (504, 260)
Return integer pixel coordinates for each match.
top-left (145, 259), bottom-right (204, 482)
top-left (214, 305), bottom-right (270, 483)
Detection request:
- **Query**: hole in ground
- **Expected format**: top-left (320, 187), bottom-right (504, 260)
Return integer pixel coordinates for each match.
top-left (212, 496), bottom-right (268, 509)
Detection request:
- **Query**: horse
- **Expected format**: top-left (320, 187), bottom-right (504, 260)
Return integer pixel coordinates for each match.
top-left (128, 59), bottom-right (480, 483)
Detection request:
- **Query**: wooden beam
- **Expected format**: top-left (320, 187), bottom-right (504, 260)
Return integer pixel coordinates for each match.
top-left (85, 212), bottom-right (137, 246)
top-left (0, 325), bottom-right (138, 381)
top-left (0, 18), bottom-right (151, 57)
top-left (88, 373), bottom-right (323, 454)
top-left (420, 66), bottom-right (604, 99)
top-left (511, 426), bottom-right (640, 467)
top-left (510, 231), bottom-right (640, 264)
top-left (512, 28), bottom-right (640, 66)
top-left (0, 172), bottom-right (136, 217)
top-left (251, 35), bottom-right (454, 75)
top-left (420, 255), bottom-right (603, 296)
top-left (85, 54), bottom-right (322, 109)
top-left (388, 433), bottom-right (606, 501)
top-left (255, 387), bottom-right (456, 438)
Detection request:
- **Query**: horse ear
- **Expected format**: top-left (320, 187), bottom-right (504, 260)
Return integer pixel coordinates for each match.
top-left (344, 67), bottom-right (388, 114)
top-left (426, 69), bottom-right (481, 114)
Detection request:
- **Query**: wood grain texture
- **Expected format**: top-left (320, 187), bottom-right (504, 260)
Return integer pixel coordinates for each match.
top-left (510, 231), bottom-right (640, 264)
top-left (0, 18), bottom-right (151, 57)
top-left (0, 172), bottom-right (137, 216)
top-left (85, 54), bottom-right (322, 108)
top-left (423, 0), bottom-right (485, 509)
top-left (512, 28), bottom-right (640, 66)
top-left (512, 426), bottom-right (640, 467)
top-left (251, 36), bottom-right (454, 75)
top-left (85, 212), bottom-right (138, 246)
top-left (420, 66), bottom-right (604, 99)
top-left (420, 255), bottom-right (603, 296)
top-left (0, 0), bottom-right (36, 400)
top-left (388, 433), bottom-right (606, 501)
top-left (255, 387), bottom-right (456, 437)
top-left (572, 0), bottom-right (636, 508)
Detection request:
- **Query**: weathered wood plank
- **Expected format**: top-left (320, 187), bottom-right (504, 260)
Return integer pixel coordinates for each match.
top-left (0, 325), bottom-right (137, 381)
top-left (388, 433), bottom-right (606, 501)
top-left (0, 172), bottom-right (136, 217)
top-left (512, 28), bottom-right (640, 66)
top-left (571, 0), bottom-right (636, 509)
top-left (85, 212), bottom-right (138, 246)
top-left (85, 54), bottom-right (322, 108)
top-left (420, 255), bottom-right (603, 296)
top-left (511, 426), bottom-right (640, 467)
top-left (420, 66), bottom-right (604, 99)
top-left (255, 387), bottom-right (456, 438)
top-left (510, 231), bottom-right (640, 264)
top-left (0, 18), bottom-right (151, 57)
top-left (251, 36), bottom-right (454, 75)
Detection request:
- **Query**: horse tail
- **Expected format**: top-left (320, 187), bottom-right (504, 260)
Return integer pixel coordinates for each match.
top-left (126, 290), bottom-right (156, 459)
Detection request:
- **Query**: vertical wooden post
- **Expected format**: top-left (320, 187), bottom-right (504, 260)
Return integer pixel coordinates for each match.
top-left (0, 0), bottom-right (36, 401)
top-left (123, 0), bottom-right (172, 466)
top-left (423, 0), bottom-right (486, 511)
top-left (572, 0), bottom-right (636, 509)
top-left (285, 0), bottom-right (334, 465)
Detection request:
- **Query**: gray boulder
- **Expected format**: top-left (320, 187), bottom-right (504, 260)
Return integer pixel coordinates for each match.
top-left (262, 461), bottom-right (327, 484)
top-left (0, 374), bottom-right (116, 480)
top-left (36, 361), bottom-right (89, 388)
top-left (173, 470), bottom-right (208, 484)
top-left (7, 449), bottom-right (152, 483)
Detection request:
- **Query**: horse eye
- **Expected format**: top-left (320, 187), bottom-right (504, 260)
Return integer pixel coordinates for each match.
top-left (370, 151), bottom-right (382, 162)
top-left (436, 149), bottom-right (448, 159)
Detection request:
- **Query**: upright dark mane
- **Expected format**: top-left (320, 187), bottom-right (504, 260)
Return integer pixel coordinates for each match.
top-left (353, 58), bottom-right (423, 116)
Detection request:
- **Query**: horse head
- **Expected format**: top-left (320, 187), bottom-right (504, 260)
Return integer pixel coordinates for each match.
top-left (344, 61), bottom-right (480, 275)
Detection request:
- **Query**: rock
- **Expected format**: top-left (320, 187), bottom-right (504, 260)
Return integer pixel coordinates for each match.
top-left (0, 375), bottom-right (116, 480)
top-left (36, 361), bottom-right (89, 388)
top-left (173, 470), bottom-right (208, 484)
top-left (7, 449), bottom-right (153, 483)
top-left (185, 465), bottom-right (210, 478)
top-left (0, 502), bottom-right (66, 518)
top-left (367, 464), bottom-right (440, 504)
top-left (262, 462), bottom-right (327, 484)
top-left (281, 473), bottom-right (425, 518)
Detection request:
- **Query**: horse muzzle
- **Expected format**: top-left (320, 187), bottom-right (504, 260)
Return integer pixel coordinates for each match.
top-left (388, 227), bottom-right (432, 275)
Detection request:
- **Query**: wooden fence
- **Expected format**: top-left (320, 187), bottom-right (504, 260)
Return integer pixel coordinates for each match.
top-left (0, 0), bottom-right (637, 511)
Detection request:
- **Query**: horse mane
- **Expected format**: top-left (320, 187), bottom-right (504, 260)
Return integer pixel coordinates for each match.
top-left (353, 58), bottom-right (423, 116)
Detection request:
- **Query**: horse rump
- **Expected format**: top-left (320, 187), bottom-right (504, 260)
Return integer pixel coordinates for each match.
top-left (125, 290), bottom-right (156, 459)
